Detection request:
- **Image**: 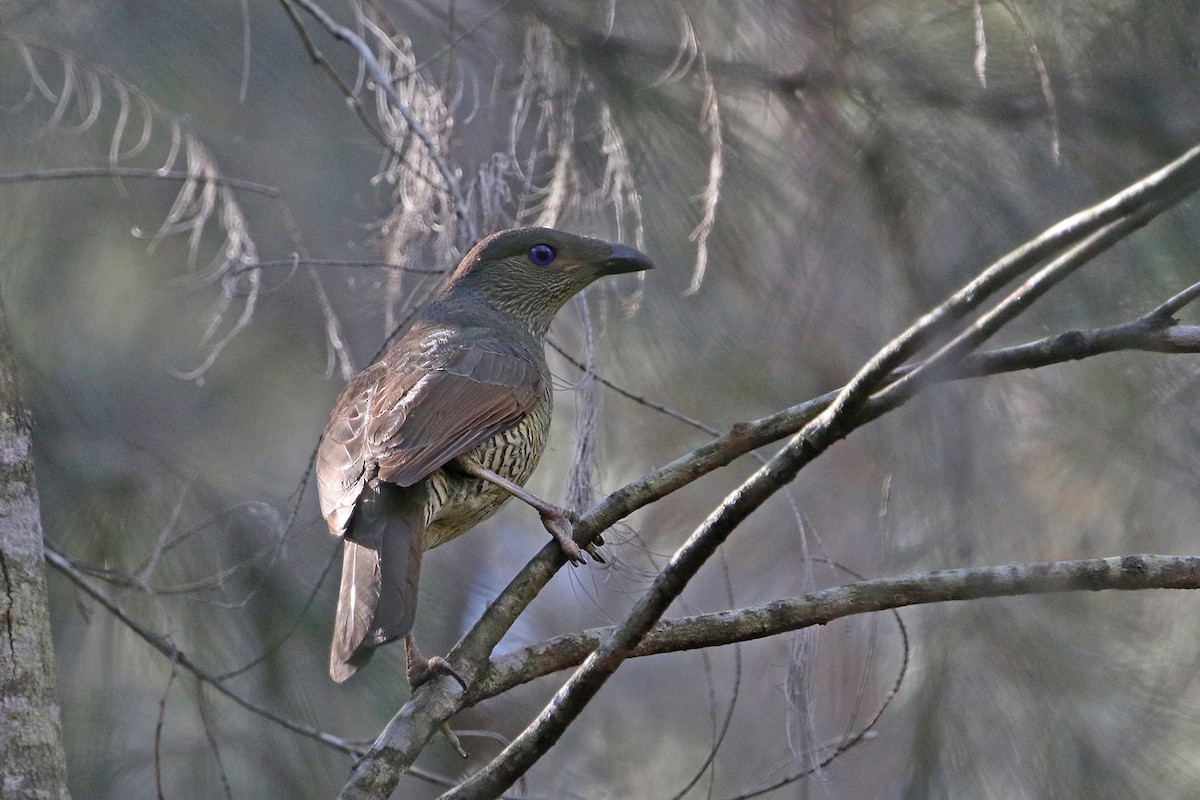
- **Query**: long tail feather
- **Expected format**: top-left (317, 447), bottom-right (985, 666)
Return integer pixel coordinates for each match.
top-left (329, 482), bottom-right (425, 683)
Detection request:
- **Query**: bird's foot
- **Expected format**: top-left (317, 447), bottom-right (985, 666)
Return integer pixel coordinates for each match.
top-left (403, 636), bottom-right (469, 757)
top-left (539, 507), bottom-right (588, 565)
top-left (404, 635), bottom-right (467, 692)
top-left (541, 509), bottom-right (607, 565)
top-left (454, 457), bottom-right (607, 565)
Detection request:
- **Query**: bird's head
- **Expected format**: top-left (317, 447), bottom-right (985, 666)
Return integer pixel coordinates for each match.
top-left (441, 227), bottom-right (654, 335)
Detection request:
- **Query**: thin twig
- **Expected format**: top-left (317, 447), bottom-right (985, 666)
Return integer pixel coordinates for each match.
top-left (196, 684), bottom-right (235, 800)
top-left (278, 0), bottom-right (393, 150)
top-left (43, 539), bottom-right (361, 756)
top-left (547, 338), bottom-right (718, 435)
top-left (1146, 279), bottom-right (1200, 320)
top-left (154, 655), bottom-right (179, 800)
top-left (285, 0), bottom-right (477, 240)
top-left (231, 256), bottom-right (447, 277)
top-left (0, 166), bottom-right (280, 195)
top-left (731, 608), bottom-right (909, 799)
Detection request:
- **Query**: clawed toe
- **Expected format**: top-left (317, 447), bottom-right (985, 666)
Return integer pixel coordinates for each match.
top-left (403, 638), bottom-right (469, 756)
top-left (583, 540), bottom-right (606, 563)
top-left (424, 656), bottom-right (468, 691)
top-left (539, 509), bottom-right (609, 566)
top-left (405, 636), bottom-right (468, 691)
top-left (541, 510), bottom-right (586, 565)
top-left (440, 723), bottom-right (469, 758)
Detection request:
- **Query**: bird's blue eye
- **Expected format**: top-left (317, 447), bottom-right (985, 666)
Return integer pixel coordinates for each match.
top-left (529, 244), bottom-right (556, 266)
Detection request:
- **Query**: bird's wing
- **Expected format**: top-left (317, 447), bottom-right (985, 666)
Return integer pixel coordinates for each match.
top-left (370, 340), bottom-right (543, 487)
top-left (316, 339), bottom-right (542, 537)
top-left (317, 360), bottom-right (399, 538)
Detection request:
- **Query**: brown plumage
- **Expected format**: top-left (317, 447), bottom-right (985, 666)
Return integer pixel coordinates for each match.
top-left (317, 227), bottom-right (653, 682)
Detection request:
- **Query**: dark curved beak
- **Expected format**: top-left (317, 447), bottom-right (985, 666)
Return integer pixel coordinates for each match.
top-left (600, 242), bottom-right (655, 275)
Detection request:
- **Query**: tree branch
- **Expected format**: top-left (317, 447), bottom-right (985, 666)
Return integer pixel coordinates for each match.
top-left (470, 554), bottom-right (1200, 701)
top-left (810, 141), bottom-right (1200, 442)
top-left (875, 194), bottom-right (1180, 407)
top-left (338, 142), bottom-right (1200, 799)
top-left (339, 315), bottom-right (1200, 799)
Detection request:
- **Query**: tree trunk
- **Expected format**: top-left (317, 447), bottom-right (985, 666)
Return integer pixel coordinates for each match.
top-left (0, 291), bottom-right (71, 799)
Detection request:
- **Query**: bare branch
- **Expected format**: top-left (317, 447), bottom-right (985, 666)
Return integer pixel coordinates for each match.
top-left (470, 554), bottom-right (1200, 701)
top-left (0, 166), bottom-right (281, 196)
top-left (341, 304), bottom-right (1200, 796)
top-left (43, 540), bottom-right (361, 756)
top-left (448, 550), bottom-right (1200, 797)
top-left (873, 194), bottom-right (1178, 407)
top-left (338, 308), bottom-right (1200, 797)
top-left (336, 142), bottom-right (1200, 798)
top-left (1146, 279), bottom-right (1200, 320)
top-left (818, 141), bottom-right (1200, 429)
top-left (548, 337), bottom-right (718, 435)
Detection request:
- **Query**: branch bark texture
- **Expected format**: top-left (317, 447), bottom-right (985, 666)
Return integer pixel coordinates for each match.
top-left (473, 554), bottom-right (1200, 700)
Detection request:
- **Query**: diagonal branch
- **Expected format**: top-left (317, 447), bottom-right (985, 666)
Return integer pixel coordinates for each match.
top-left (339, 317), bottom-right (1200, 799)
top-left (876, 196), bottom-right (1182, 407)
top-left (442, 363), bottom-right (882, 796)
top-left (338, 142), bottom-right (1200, 799)
top-left (816, 141), bottom-right (1200, 428)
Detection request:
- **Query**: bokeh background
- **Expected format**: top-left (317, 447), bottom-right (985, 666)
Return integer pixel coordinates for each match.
top-left (5, 1), bottom-right (1200, 797)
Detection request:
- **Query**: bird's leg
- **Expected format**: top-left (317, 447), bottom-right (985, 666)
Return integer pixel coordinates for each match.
top-left (404, 633), bottom-right (467, 692)
top-left (453, 457), bottom-right (602, 565)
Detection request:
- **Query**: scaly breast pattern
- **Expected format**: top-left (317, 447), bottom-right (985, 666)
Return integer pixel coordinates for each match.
top-left (421, 388), bottom-right (552, 549)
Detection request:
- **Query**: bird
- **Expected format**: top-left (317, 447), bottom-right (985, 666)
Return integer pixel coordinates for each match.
top-left (317, 226), bottom-right (653, 683)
